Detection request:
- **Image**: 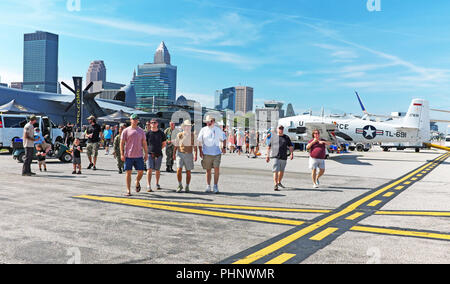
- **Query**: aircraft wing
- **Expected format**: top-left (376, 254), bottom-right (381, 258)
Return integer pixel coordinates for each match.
top-left (431, 119), bottom-right (450, 123)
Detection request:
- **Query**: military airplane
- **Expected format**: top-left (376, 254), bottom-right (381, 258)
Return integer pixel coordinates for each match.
top-left (279, 98), bottom-right (433, 152)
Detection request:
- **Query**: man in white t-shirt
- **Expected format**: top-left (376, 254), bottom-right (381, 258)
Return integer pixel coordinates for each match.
top-left (197, 115), bottom-right (226, 193)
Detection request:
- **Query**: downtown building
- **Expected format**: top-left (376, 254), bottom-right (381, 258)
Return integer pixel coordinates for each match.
top-left (86, 60), bottom-right (125, 97)
top-left (23, 31), bottom-right (59, 93)
top-left (215, 86), bottom-right (254, 114)
top-left (131, 41), bottom-right (177, 112)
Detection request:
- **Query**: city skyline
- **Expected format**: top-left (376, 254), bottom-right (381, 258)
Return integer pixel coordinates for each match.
top-left (1, 0), bottom-right (450, 129)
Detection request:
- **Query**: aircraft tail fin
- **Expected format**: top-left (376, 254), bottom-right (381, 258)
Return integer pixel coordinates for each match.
top-left (355, 91), bottom-right (369, 115)
top-left (403, 99), bottom-right (430, 142)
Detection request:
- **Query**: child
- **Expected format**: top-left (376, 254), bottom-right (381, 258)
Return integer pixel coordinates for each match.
top-left (72, 138), bottom-right (83, 174)
top-left (35, 144), bottom-right (47, 172)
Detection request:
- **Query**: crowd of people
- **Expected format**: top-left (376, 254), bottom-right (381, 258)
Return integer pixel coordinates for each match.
top-left (22, 114), bottom-right (331, 195)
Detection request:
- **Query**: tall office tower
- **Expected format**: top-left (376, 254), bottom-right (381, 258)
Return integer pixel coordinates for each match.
top-left (215, 86), bottom-right (253, 113)
top-left (86, 60), bottom-right (106, 92)
top-left (23, 31), bottom-right (59, 93)
top-left (235, 86), bottom-right (253, 114)
top-left (131, 41), bottom-right (177, 112)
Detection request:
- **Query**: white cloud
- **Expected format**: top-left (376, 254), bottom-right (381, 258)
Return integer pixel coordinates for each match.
top-left (179, 47), bottom-right (261, 69)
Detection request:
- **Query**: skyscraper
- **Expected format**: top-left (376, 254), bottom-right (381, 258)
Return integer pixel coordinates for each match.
top-left (86, 60), bottom-right (106, 88)
top-left (235, 86), bottom-right (253, 113)
top-left (215, 86), bottom-right (253, 113)
top-left (131, 41), bottom-right (177, 112)
top-left (23, 31), bottom-right (59, 93)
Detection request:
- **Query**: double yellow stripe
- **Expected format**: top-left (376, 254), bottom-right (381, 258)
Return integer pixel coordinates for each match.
top-left (74, 195), bottom-right (305, 226)
top-left (233, 154), bottom-right (444, 264)
top-left (351, 226), bottom-right (450, 241)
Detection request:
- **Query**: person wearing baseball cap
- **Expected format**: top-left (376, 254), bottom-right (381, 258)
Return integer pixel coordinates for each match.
top-left (173, 120), bottom-right (197, 193)
top-left (22, 115), bottom-right (38, 176)
top-left (197, 115), bottom-right (226, 193)
top-left (120, 113), bottom-right (148, 196)
top-left (85, 115), bottom-right (101, 170)
top-left (266, 125), bottom-right (294, 191)
top-left (145, 117), bottom-right (166, 192)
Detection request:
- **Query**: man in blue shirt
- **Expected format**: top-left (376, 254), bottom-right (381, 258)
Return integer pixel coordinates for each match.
top-left (197, 115), bottom-right (226, 193)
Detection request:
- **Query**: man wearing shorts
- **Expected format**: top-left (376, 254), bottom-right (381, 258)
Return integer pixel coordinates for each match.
top-left (85, 116), bottom-right (101, 170)
top-left (197, 115), bottom-right (226, 194)
top-left (306, 129), bottom-right (332, 188)
top-left (120, 114), bottom-right (148, 196)
top-left (173, 120), bottom-right (197, 193)
top-left (266, 125), bottom-right (294, 191)
top-left (145, 118), bottom-right (166, 192)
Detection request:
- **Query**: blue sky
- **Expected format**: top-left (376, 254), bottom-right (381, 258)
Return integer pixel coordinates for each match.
top-left (0, 0), bottom-right (450, 130)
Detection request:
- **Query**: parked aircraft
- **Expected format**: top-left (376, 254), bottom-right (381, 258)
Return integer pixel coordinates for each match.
top-left (279, 98), bottom-right (432, 151)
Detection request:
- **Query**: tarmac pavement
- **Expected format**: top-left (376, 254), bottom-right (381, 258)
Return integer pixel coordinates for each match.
top-left (0, 147), bottom-right (448, 264)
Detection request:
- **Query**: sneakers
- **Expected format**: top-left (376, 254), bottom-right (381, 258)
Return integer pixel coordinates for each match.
top-left (147, 186), bottom-right (153, 192)
top-left (92, 166), bottom-right (97, 171)
top-left (274, 184), bottom-right (280, 191)
top-left (277, 183), bottom-right (286, 189)
top-left (156, 184), bottom-right (161, 190)
top-left (72, 171), bottom-right (77, 174)
top-left (185, 185), bottom-right (190, 193)
top-left (313, 183), bottom-right (319, 189)
top-left (205, 185), bottom-right (220, 193)
top-left (176, 184), bottom-right (183, 193)
top-left (87, 163), bottom-right (93, 169)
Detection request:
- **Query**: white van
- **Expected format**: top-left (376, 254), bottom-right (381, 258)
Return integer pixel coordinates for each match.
top-left (0, 114), bottom-right (63, 153)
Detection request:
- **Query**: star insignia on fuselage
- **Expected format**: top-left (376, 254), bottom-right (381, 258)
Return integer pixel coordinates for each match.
top-left (362, 125), bottom-right (377, 139)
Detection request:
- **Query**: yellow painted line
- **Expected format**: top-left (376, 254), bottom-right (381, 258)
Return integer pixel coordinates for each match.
top-left (403, 181), bottom-right (411, 185)
top-left (232, 156), bottom-right (439, 264)
top-left (75, 195), bottom-right (329, 214)
top-left (411, 178), bottom-right (418, 181)
top-left (265, 253), bottom-right (296, 264)
top-left (74, 195), bottom-right (305, 226)
top-left (417, 174), bottom-right (423, 177)
top-left (376, 211), bottom-right (450, 217)
top-left (394, 186), bottom-right (404, 190)
top-left (310, 227), bottom-right (339, 241)
top-left (368, 200), bottom-right (382, 207)
top-left (383, 192), bottom-right (395, 197)
top-left (351, 226), bottom-right (450, 241)
top-left (346, 212), bottom-right (365, 220)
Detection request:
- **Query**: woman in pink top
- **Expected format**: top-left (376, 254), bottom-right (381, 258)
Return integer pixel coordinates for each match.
top-left (306, 129), bottom-right (332, 188)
